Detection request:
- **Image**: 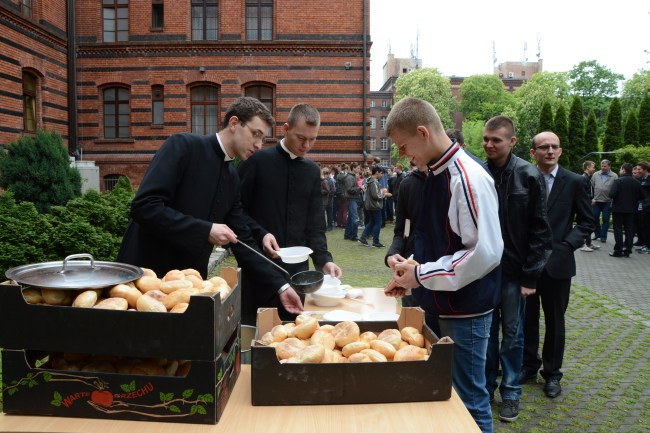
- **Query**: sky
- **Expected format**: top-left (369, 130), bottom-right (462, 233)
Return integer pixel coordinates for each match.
top-left (369, 0), bottom-right (650, 90)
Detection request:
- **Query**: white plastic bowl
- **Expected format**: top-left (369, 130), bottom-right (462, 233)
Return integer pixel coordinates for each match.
top-left (321, 275), bottom-right (341, 290)
top-left (277, 246), bottom-right (313, 264)
top-left (311, 292), bottom-right (345, 307)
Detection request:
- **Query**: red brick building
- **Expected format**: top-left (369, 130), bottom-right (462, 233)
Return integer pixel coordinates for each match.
top-left (1, 0), bottom-right (371, 191)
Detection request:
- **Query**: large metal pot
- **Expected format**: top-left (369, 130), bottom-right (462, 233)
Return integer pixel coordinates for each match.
top-left (5, 253), bottom-right (143, 290)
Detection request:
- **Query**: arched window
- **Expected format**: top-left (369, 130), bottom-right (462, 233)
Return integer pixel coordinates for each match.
top-left (191, 86), bottom-right (218, 135)
top-left (22, 71), bottom-right (38, 133)
top-left (244, 84), bottom-right (274, 138)
top-left (103, 86), bottom-right (130, 139)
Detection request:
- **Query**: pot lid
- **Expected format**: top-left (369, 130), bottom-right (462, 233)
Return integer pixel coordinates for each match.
top-left (5, 254), bottom-right (143, 290)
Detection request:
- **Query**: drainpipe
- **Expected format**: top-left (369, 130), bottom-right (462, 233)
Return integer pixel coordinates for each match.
top-left (66, 0), bottom-right (78, 156)
top-left (361, 0), bottom-right (368, 162)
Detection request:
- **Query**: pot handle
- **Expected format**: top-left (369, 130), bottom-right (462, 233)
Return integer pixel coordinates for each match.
top-left (59, 253), bottom-right (96, 273)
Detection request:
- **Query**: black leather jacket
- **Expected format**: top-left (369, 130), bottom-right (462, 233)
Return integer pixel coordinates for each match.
top-left (487, 154), bottom-right (552, 288)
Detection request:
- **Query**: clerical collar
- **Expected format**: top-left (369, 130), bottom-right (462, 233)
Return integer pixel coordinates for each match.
top-left (280, 139), bottom-right (299, 159)
top-left (215, 132), bottom-right (234, 161)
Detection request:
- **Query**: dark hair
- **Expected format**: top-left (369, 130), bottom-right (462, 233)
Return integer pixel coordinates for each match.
top-left (621, 163), bottom-right (633, 174)
top-left (222, 97), bottom-right (275, 129)
top-left (583, 160), bottom-right (595, 170)
top-left (371, 166), bottom-right (382, 175)
top-left (287, 103), bottom-right (320, 127)
top-left (637, 162), bottom-right (649, 171)
top-left (445, 128), bottom-right (464, 145)
top-left (485, 115), bottom-right (515, 138)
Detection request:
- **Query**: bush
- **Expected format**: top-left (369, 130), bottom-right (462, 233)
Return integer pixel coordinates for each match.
top-left (609, 145), bottom-right (650, 169)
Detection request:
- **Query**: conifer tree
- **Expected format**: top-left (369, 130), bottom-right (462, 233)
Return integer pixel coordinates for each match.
top-left (585, 109), bottom-right (599, 155)
top-left (602, 97), bottom-right (623, 152)
top-left (538, 100), bottom-right (554, 133)
top-left (568, 96), bottom-right (586, 170)
top-left (638, 92), bottom-right (650, 146)
top-left (554, 104), bottom-right (570, 168)
top-left (623, 109), bottom-right (639, 146)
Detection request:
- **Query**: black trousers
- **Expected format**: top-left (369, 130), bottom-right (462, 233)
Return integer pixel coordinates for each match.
top-left (522, 270), bottom-right (571, 381)
top-left (612, 212), bottom-right (635, 253)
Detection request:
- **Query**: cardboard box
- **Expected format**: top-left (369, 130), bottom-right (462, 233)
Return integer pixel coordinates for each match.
top-left (1, 326), bottom-right (241, 424)
top-left (0, 267), bottom-right (240, 361)
top-left (251, 307), bottom-right (453, 406)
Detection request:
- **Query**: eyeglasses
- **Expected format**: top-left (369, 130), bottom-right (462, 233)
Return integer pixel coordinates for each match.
top-left (241, 122), bottom-right (266, 143)
top-left (535, 144), bottom-right (561, 151)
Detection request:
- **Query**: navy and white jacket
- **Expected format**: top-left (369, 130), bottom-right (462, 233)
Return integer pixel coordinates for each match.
top-left (411, 143), bottom-right (503, 318)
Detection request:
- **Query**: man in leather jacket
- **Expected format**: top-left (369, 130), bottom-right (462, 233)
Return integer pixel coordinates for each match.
top-left (483, 116), bottom-right (553, 423)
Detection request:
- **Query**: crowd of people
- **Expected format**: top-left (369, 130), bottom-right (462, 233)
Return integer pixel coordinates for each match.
top-left (116, 95), bottom-right (649, 433)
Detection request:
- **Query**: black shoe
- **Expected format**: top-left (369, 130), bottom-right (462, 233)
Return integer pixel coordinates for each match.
top-left (518, 369), bottom-right (537, 384)
top-left (544, 379), bottom-right (562, 398)
top-left (358, 238), bottom-right (369, 246)
top-left (633, 241), bottom-right (643, 246)
top-left (592, 236), bottom-right (599, 240)
top-left (609, 251), bottom-right (624, 258)
top-left (372, 243), bottom-right (385, 248)
top-left (499, 399), bottom-right (519, 422)
top-left (600, 238), bottom-right (607, 243)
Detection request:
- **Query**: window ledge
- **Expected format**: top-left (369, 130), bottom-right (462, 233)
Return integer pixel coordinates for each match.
top-left (95, 138), bottom-right (135, 145)
top-left (151, 125), bottom-right (164, 129)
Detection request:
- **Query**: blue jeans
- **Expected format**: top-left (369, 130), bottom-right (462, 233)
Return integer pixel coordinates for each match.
top-left (485, 280), bottom-right (525, 401)
top-left (344, 198), bottom-right (359, 239)
top-left (360, 209), bottom-right (381, 243)
top-left (439, 315), bottom-right (493, 433)
top-left (592, 201), bottom-right (612, 240)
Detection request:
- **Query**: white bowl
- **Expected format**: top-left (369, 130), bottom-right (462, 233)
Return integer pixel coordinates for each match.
top-left (321, 275), bottom-right (341, 290)
top-left (277, 246), bottom-right (313, 264)
top-left (311, 292), bottom-right (345, 307)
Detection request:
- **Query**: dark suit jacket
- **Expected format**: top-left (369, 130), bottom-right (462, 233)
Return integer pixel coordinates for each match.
top-left (117, 132), bottom-right (285, 284)
top-left (544, 166), bottom-right (595, 279)
top-left (610, 174), bottom-right (643, 213)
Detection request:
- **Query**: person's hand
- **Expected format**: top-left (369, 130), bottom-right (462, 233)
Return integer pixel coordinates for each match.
top-left (386, 253), bottom-right (406, 270)
top-left (280, 287), bottom-right (304, 315)
top-left (208, 223), bottom-right (237, 246)
top-left (392, 262), bottom-right (418, 290)
top-left (521, 286), bottom-right (536, 298)
top-left (322, 262), bottom-right (342, 278)
top-left (384, 278), bottom-right (407, 298)
top-left (262, 233), bottom-right (280, 258)
top-left (591, 198), bottom-right (596, 205)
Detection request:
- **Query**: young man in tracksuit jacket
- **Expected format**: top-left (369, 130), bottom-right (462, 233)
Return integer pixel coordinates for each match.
top-left (385, 97), bottom-right (503, 433)
top-left (483, 116), bottom-right (553, 423)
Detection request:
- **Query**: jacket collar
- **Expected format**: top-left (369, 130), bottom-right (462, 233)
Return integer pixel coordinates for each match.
top-left (427, 141), bottom-right (461, 175)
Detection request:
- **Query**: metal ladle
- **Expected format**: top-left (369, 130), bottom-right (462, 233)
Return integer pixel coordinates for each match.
top-left (235, 241), bottom-right (324, 294)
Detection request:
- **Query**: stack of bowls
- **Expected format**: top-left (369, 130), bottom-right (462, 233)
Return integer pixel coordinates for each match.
top-left (310, 275), bottom-right (345, 307)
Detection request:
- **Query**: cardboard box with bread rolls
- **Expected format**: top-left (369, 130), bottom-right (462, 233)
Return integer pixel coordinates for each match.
top-left (251, 307), bottom-right (454, 406)
top-left (0, 267), bottom-right (243, 424)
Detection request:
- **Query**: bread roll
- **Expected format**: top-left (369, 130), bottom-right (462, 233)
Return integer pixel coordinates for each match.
top-left (135, 275), bottom-right (162, 293)
top-left (144, 289), bottom-right (167, 302)
top-left (360, 348), bottom-right (388, 362)
top-left (208, 276), bottom-right (229, 290)
top-left (136, 294), bottom-right (167, 313)
top-left (108, 283), bottom-right (142, 308)
top-left (181, 268), bottom-right (202, 279)
top-left (72, 290), bottom-right (98, 308)
top-left (160, 279), bottom-right (193, 294)
top-left (131, 361), bottom-right (166, 376)
top-left (393, 344), bottom-right (428, 362)
top-left (176, 360), bottom-right (192, 377)
top-left (292, 345), bottom-right (325, 363)
top-left (22, 288), bottom-right (43, 304)
top-left (184, 274), bottom-right (204, 289)
top-left (310, 330), bottom-right (336, 350)
top-left (41, 288), bottom-right (71, 306)
top-left (165, 359), bottom-right (179, 376)
top-left (400, 326), bottom-right (425, 348)
top-left (332, 321), bottom-right (360, 348)
top-left (378, 328), bottom-right (402, 350)
top-left (170, 302), bottom-right (189, 313)
top-left (341, 341), bottom-right (370, 358)
top-left (81, 361), bottom-right (116, 374)
top-left (140, 267), bottom-right (157, 278)
top-left (259, 331), bottom-right (276, 346)
top-left (289, 316), bottom-right (319, 340)
top-left (348, 353), bottom-right (372, 363)
top-left (275, 337), bottom-right (305, 360)
top-left (318, 324), bottom-right (334, 333)
top-left (162, 269), bottom-right (185, 282)
top-left (270, 325), bottom-right (289, 342)
top-left (162, 288), bottom-right (197, 310)
top-left (369, 339), bottom-right (397, 360)
top-left (94, 297), bottom-right (128, 310)
top-left (359, 331), bottom-right (378, 343)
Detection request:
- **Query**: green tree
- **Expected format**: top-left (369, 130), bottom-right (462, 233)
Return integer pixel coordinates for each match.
top-left (584, 109), bottom-right (599, 157)
top-left (0, 130), bottom-right (81, 213)
top-left (602, 97), bottom-right (623, 152)
top-left (568, 60), bottom-right (624, 118)
top-left (639, 92), bottom-right (650, 145)
top-left (394, 68), bottom-right (456, 129)
top-left (461, 119), bottom-right (487, 160)
top-left (623, 109), bottom-right (639, 146)
top-left (620, 70), bottom-right (650, 115)
top-left (512, 71), bottom-right (570, 157)
top-left (538, 100), bottom-right (555, 133)
top-left (459, 74), bottom-right (515, 122)
top-left (568, 96), bottom-right (586, 171)
top-left (554, 104), bottom-right (570, 168)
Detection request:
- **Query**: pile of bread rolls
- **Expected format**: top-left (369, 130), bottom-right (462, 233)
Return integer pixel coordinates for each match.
top-left (20, 268), bottom-right (233, 313)
top-left (48, 352), bottom-right (191, 377)
top-left (258, 314), bottom-right (429, 363)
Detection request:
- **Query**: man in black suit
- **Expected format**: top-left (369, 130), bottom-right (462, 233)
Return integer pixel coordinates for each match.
top-left (117, 97), bottom-right (303, 315)
top-left (520, 131), bottom-right (595, 398)
top-left (234, 103), bottom-right (342, 325)
top-left (609, 163), bottom-right (643, 257)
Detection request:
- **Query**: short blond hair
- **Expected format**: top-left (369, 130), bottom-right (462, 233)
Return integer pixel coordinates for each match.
top-left (385, 97), bottom-right (443, 137)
